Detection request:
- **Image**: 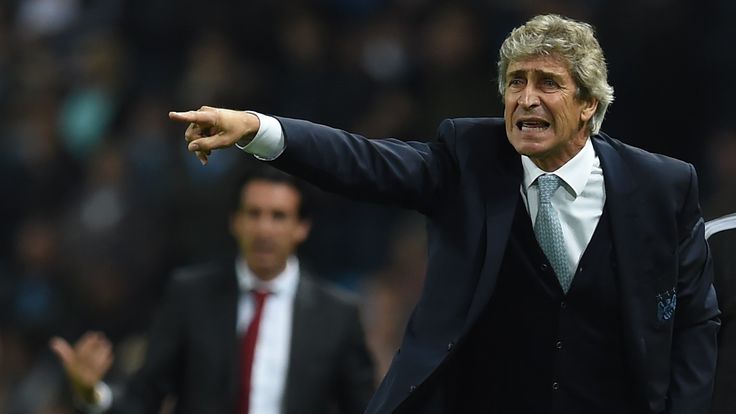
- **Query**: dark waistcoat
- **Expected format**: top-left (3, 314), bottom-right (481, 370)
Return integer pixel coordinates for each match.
top-left (434, 196), bottom-right (638, 413)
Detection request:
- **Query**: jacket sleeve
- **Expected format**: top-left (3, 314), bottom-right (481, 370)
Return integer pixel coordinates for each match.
top-left (270, 117), bottom-right (458, 215)
top-left (666, 164), bottom-right (721, 414)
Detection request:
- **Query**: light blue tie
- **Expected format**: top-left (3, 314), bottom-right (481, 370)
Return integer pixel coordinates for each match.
top-left (534, 174), bottom-right (572, 293)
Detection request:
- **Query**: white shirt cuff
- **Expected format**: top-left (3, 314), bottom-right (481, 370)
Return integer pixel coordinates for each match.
top-left (77, 382), bottom-right (113, 414)
top-left (236, 111), bottom-right (285, 161)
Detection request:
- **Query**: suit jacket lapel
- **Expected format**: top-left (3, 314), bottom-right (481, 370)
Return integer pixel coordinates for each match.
top-left (465, 139), bottom-right (522, 331)
top-left (592, 135), bottom-right (651, 401)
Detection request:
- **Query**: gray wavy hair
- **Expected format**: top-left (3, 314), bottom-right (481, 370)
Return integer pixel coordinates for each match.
top-left (497, 14), bottom-right (614, 135)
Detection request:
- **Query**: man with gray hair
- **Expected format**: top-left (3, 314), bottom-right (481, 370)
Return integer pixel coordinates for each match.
top-left (170, 14), bottom-right (719, 414)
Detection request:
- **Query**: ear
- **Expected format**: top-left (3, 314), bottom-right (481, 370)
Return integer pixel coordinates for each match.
top-left (294, 219), bottom-right (312, 244)
top-left (580, 98), bottom-right (598, 123)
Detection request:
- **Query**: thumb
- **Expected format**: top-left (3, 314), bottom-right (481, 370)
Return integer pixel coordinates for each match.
top-left (50, 337), bottom-right (75, 367)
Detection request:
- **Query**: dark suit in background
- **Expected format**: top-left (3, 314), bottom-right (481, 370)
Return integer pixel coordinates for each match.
top-left (111, 261), bottom-right (374, 414)
top-left (267, 116), bottom-right (719, 414)
top-left (52, 167), bottom-right (375, 414)
top-left (708, 225), bottom-right (736, 414)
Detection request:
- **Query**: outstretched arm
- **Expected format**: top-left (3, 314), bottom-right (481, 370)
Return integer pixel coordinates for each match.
top-left (170, 106), bottom-right (459, 213)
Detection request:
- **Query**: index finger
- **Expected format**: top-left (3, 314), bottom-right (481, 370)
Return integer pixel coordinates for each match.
top-left (169, 110), bottom-right (217, 126)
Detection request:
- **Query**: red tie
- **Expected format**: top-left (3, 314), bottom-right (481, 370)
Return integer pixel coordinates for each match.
top-left (238, 290), bottom-right (269, 414)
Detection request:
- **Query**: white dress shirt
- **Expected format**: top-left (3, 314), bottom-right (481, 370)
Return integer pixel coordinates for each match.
top-left (236, 111), bottom-right (286, 161)
top-left (235, 256), bottom-right (299, 414)
top-left (240, 113), bottom-right (606, 278)
top-left (520, 138), bottom-right (606, 274)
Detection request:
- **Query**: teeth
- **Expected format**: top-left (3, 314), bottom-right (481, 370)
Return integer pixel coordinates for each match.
top-left (519, 121), bottom-right (549, 131)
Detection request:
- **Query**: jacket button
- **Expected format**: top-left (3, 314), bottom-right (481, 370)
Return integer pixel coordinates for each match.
top-left (409, 385), bottom-right (416, 393)
top-left (447, 342), bottom-right (454, 351)
top-left (552, 382), bottom-right (560, 390)
top-left (540, 263), bottom-right (549, 272)
top-left (560, 301), bottom-right (567, 309)
top-left (555, 340), bottom-right (563, 350)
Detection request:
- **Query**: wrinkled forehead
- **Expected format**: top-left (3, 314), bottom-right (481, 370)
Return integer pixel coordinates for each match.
top-left (505, 54), bottom-right (572, 78)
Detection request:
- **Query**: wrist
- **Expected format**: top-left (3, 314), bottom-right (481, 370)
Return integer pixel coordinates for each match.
top-left (72, 380), bottom-right (100, 404)
top-left (237, 111), bottom-right (260, 146)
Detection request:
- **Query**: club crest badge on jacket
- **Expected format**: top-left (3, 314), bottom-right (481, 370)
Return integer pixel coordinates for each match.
top-left (656, 287), bottom-right (677, 322)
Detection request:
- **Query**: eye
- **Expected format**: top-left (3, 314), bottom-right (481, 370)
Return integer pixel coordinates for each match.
top-left (508, 78), bottom-right (524, 88)
top-left (541, 78), bottom-right (559, 89)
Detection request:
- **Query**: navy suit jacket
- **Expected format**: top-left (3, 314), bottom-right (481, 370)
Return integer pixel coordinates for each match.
top-left (109, 261), bottom-right (374, 414)
top-left (270, 116), bottom-right (720, 414)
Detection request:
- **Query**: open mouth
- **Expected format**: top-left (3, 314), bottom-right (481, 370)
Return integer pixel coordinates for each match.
top-left (516, 119), bottom-right (551, 132)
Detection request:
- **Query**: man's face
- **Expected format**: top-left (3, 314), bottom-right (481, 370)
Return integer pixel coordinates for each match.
top-left (230, 180), bottom-right (310, 280)
top-left (503, 54), bottom-right (598, 171)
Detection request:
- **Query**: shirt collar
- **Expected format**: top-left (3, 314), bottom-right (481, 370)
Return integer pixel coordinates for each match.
top-left (235, 256), bottom-right (300, 297)
top-left (521, 137), bottom-right (596, 199)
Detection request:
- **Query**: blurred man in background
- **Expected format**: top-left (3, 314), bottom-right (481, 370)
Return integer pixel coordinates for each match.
top-left (50, 167), bottom-right (374, 414)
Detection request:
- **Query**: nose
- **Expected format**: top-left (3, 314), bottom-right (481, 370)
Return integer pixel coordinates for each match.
top-left (254, 216), bottom-right (277, 234)
top-left (517, 85), bottom-right (540, 109)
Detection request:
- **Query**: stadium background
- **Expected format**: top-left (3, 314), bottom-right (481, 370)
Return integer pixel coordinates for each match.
top-left (1, 0), bottom-right (735, 412)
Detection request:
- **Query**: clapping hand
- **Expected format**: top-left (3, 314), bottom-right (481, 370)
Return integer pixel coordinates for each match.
top-left (50, 332), bottom-right (114, 404)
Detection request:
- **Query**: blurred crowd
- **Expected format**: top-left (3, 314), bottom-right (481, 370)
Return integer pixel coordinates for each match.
top-left (0, 0), bottom-right (734, 412)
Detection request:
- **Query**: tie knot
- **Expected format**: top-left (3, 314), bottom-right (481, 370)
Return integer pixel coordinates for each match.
top-left (251, 289), bottom-right (270, 304)
top-left (537, 174), bottom-right (561, 203)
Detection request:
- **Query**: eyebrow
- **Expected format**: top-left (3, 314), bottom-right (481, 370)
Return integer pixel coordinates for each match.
top-left (507, 68), bottom-right (565, 80)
